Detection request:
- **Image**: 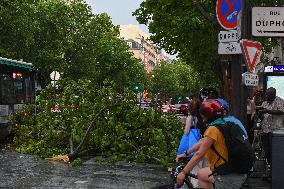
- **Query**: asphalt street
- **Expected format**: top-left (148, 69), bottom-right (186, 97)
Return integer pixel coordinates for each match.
top-left (0, 145), bottom-right (171, 189)
top-left (0, 142), bottom-right (271, 189)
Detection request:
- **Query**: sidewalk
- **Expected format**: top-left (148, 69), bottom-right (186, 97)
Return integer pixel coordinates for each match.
top-left (244, 159), bottom-right (271, 189)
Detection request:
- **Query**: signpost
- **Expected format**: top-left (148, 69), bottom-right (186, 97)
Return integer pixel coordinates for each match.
top-left (218, 30), bottom-right (241, 42)
top-left (242, 72), bottom-right (259, 86)
top-left (218, 42), bottom-right (242, 54)
top-left (252, 7), bottom-right (284, 37)
top-left (240, 39), bottom-right (262, 73)
top-left (216, 0), bottom-right (242, 30)
top-left (50, 71), bottom-right (61, 81)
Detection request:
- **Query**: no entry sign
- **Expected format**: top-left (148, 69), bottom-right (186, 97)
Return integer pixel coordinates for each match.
top-left (216, 0), bottom-right (242, 30)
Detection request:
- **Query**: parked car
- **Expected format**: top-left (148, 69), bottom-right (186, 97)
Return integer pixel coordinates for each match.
top-left (174, 104), bottom-right (188, 115)
top-left (161, 105), bottom-right (176, 113)
top-left (137, 102), bottom-right (151, 110)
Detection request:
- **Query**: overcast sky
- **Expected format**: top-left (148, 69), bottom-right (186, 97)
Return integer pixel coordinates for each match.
top-left (84, 0), bottom-right (148, 33)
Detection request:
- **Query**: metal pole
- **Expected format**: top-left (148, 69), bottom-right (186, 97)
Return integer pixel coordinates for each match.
top-left (230, 0), bottom-right (250, 124)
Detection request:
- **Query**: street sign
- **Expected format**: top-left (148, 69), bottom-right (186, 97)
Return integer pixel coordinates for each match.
top-left (264, 66), bottom-right (274, 73)
top-left (216, 0), bottom-right (242, 30)
top-left (50, 71), bottom-right (61, 81)
top-left (218, 42), bottom-right (242, 54)
top-left (240, 39), bottom-right (262, 73)
top-left (218, 30), bottom-right (241, 42)
top-left (242, 72), bottom-right (259, 86)
top-left (265, 65), bottom-right (284, 73)
top-left (252, 7), bottom-right (284, 37)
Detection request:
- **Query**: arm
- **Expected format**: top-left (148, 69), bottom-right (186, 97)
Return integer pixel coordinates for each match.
top-left (176, 137), bottom-right (215, 186)
top-left (185, 138), bottom-right (203, 154)
top-left (175, 138), bottom-right (203, 162)
top-left (263, 109), bottom-right (284, 115)
top-left (184, 115), bottom-right (193, 134)
top-left (183, 137), bottom-right (213, 173)
top-left (251, 100), bottom-right (256, 119)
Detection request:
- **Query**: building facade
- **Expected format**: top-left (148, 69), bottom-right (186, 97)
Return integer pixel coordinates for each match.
top-left (120, 25), bottom-right (169, 73)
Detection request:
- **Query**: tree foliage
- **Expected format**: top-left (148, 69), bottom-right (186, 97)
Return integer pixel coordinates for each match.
top-left (0, 0), bottom-right (146, 90)
top-left (133, 0), bottom-right (218, 75)
top-left (150, 60), bottom-right (218, 100)
top-left (2, 0), bottom-right (178, 166)
top-left (133, 0), bottom-right (280, 87)
top-left (11, 79), bottom-right (183, 166)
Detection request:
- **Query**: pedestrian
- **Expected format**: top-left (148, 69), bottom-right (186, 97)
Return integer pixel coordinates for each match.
top-left (199, 88), bottom-right (218, 102)
top-left (216, 98), bottom-right (248, 138)
top-left (176, 99), bottom-right (200, 156)
top-left (176, 99), bottom-right (249, 189)
top-left (258, 87), bottom-right (284, 172)
top-left (253, 88), bottom-right (264, 106)
top-left (176, 99), bottom-right (208, 188)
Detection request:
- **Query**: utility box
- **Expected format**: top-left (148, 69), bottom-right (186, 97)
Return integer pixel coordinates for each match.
top-left (272, 128), bottom-right (284, 189)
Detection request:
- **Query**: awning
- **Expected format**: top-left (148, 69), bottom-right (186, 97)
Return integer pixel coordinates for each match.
top-left (0, 57), bottom-right (33, 70)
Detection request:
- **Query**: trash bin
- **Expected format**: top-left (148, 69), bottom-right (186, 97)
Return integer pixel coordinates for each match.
top-left (272, 128), bottom-right (284, 189)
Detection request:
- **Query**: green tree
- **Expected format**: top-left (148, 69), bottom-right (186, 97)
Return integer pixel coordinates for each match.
top-left (12, 79), bottom-right (183, 166)
top-left (150, 60), bottom-right (216, 100)
top-left (0, 0), bottom-right (147, 90)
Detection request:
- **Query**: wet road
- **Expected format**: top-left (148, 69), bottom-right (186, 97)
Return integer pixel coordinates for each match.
top-left (0, 145), bottom-right (172, 189)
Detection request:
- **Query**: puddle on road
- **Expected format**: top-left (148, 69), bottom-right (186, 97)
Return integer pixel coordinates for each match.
top-left (0, 146), bottom-right (171, 189)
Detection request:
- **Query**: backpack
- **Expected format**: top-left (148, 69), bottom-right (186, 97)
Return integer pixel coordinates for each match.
top-left (210, 121), bottom-right (255, 175)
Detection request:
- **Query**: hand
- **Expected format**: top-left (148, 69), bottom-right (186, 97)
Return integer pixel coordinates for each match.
top-left (176, 171), bottom-right (186, 187)
top-left (258, 109), bottom-right (268, 114)
top-left (176, 153), bottom-right (186, 163)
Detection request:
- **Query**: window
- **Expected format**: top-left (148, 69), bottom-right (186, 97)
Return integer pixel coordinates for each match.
top-left (0, 73), bottom-right (34, 104)
top-left (127, 41), bottom-right (132, 48)
top-left (0, 74), bottom-right (16, 104)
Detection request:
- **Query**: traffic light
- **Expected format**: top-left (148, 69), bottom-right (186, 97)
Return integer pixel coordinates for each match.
top-left (132, 84), bottom-right (141, 93)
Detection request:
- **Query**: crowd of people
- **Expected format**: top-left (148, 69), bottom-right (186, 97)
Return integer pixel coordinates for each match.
top-left (173, 87), bottom-right (284, 189)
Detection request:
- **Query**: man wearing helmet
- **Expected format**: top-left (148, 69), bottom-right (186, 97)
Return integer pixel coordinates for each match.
top-left (176, 99), bottom-right (246, 189)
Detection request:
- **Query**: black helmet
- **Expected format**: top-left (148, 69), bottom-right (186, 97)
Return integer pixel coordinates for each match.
top-left (199, 88), bottom-right (218, 101)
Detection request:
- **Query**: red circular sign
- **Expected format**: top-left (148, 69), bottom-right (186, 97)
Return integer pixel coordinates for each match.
top-left (216, 0), bottom-right (241, 30)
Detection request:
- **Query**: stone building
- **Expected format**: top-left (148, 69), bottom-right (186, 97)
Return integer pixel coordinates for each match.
top-left (119, 25), bottom-right (169, 73)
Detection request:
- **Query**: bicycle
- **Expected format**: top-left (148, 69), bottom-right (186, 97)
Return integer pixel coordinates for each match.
top-left (152, 157), bottom-right (202, 189)
top-left (170, 157), bottom-right (201, 189)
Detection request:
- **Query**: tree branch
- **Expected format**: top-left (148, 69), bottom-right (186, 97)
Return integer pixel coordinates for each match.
top-left (192, 0), bottom-right (220, 33)
top-left (68, 104), bottom-right (118, 159)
